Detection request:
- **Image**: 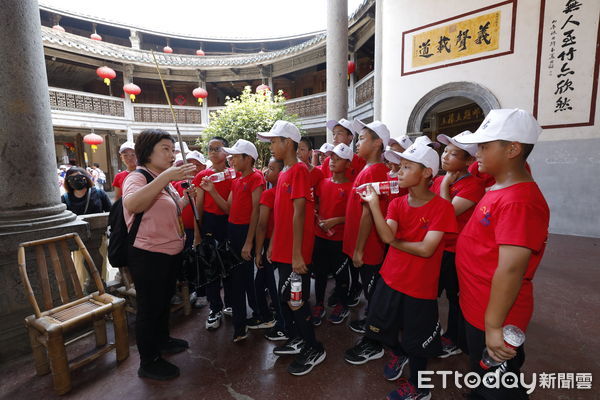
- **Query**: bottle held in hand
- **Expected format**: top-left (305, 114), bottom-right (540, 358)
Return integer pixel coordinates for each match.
top-left (480, 325), bottom-right (526, 370)
top-left (290, 272), bottom-right (303, 307)
top-left (355, 180), bottom-right (400, 196)
top-left (208, 168), bottom-right (236, 183)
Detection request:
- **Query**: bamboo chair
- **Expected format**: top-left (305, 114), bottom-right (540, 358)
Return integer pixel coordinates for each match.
top-left (17, 233), bottom-right (129, 395)
top-left (115, 266), bottom-right (191, 316)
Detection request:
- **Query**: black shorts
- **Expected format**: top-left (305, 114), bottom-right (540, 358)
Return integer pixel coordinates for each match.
top-left (365, 279), bottom-right (442, 357)
top-left (438, 251), bottom-right (459, 298)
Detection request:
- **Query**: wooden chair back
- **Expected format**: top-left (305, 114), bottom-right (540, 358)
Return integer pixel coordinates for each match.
top-left (17, 233), bottom-right (105, 318)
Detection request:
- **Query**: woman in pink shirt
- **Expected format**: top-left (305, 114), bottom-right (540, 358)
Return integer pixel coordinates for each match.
top-left (122, 129), bottom-right (197, 381)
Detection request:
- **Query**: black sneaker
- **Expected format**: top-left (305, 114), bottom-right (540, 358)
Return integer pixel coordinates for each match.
top-left (138, 357), bottom-right (180, 380)
top-left (311, 304), bottom-right (325, 326)
top-left (264, 327), bottom-right (289, 341)
top-left (205, 311), bottom-right (223, 330)
top-left (247, 317), bottom-right (276, 330)
top-left (273, 337), bottom-right (304, 355)
top-left (438, 336), bottom-right (462, 358)
top-left (287, 345), bottom-right (326, 376)
top-left (160, 337), bottom-right (189, 354)
top-left (233, 326), bottom-right (249, 343)
top-left (349, 317), bottom-right (367, 334)
top-left (344, 337), bottom-right (384, 365)
top-left (327, 293), bottom-right (339, 307)
top-left (328, 304), bottom-right (350, 324)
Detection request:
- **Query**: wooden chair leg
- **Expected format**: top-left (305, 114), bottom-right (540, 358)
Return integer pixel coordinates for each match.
top-left (181, 281), bottom-right (191, 316)
top-left (93, 319), bottom-right (107, 347)
top-left (28, 325), bottom-right (49, 376)
top-left (46, 327), bottom-right (71, 395)
top-left (112, 303), bottom-right (129, 362)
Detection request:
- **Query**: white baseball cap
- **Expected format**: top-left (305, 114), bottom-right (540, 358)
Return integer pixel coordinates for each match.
top-left (454, 108), bottom-right (542, 145)
top-left (397, 143), bottom-right (440, 176)
top-left (174, 141), bottom-right (190, 154)
top-left (352, 119), bottom-right (390, 147)
top-left (187, 150), bottom-right (207, 165)
top-left (331, 143), bottom-right (354, 161)
top-left (317, 143), bottom-right (335, 154)
top-left (119, 141), bottom-right (135, 153)
top-left (389, 134), bottom-right (413, 150)
top-left (384, 148), bottom-right (402, 164)
top-left (413, 135), bottom-right (441, 149)
top-left (326, 118), bottom-right (356, 135)
top-left (257, 120), bottom-right (301, 143)
top-left (222, 139), bottom-right (259, 160)
top-left (437, 131), bottom-right (478, 157)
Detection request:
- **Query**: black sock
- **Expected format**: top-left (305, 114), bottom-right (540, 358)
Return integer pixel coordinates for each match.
top-left (292, 302), bottom-right (322, 351)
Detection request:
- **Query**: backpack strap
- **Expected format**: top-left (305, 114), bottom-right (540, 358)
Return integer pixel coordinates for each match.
top-left (127, 168), bottom-right (155, 245)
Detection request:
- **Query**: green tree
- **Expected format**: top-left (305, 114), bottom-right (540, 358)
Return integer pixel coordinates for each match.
top-left (197, 86), bottom-right (301, 167)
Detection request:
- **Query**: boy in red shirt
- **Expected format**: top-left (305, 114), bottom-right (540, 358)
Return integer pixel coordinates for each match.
top-left (112, 141), bottom-right (137, 200)
top-left (343, 119), bottom-right (391, 334)
top-left (203, 139), bottom-right (270, 342)
top-left (311, 143), bottom-right (354, 325)
top-left (321, 118), bottom-right (367, 182)
top-left (257, 120), bottom-right (326, 376)
top-left (454, 109), bottom-right (549, 399)
top-left (429, 131), bottom-right (485, 358)
top-left (255, 157), bottom-right (287, 341)
top-left (345, 142), bottom-right (457, 400)
top-left (193, 137), bottom-right (234, 331)
top-left (298, 137), bottom-right (324, 189)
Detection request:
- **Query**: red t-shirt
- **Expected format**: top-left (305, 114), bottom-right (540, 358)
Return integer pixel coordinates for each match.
top-left (343, 163), bottom-right (390, 265)
top-left (322, 154), bottom-right (367, 182)
top-left (380, 195), bottom-right (457, 299)
top-left (173, 180), bottom-right (195, 230)
top-left (456, 182), bottom-right (549, 332)
top-left (228, 169), bottom-right (265, 225)
top-left (112, 170), bottom-right (130, 188)
top-left (310, 166), bottom-right (324, 188)
top-left (271, 162), bottom-right (315, 265)
top-left (192, 168), bottom-right (236, 216)
top-left (429, 174), bottom-right (485, 252)
top-left (259, 188), bottom-right (276, 239)
top-left (315, 178), bottom-right (353, 241)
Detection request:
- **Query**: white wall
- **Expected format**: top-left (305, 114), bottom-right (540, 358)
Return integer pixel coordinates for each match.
top-left (379, 0), bottom-right (600, 236)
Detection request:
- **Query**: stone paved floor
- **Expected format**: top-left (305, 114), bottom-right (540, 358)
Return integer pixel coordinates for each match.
top-left (0, 234), bottom-right (598, 400)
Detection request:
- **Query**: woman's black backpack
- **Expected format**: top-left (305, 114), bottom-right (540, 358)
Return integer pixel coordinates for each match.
top-left (107, 169), bottom-right (153, 268)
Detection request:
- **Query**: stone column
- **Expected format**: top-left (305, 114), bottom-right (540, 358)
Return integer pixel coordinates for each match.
top-left (326, 0), bottom-right (348, 143)
top-left (122, 64), bottom-right (135, 123)
top-left (373, 0), bottom-right (384, 120)
top-left (0, 0), bottom-right (76, 232)
top-left (0, 0), bottom-right (89, 360)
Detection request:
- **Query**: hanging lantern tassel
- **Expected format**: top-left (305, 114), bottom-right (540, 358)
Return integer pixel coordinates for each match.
top-left (104, 78), bottom-right (111, 86)
top-left (197, 97), bottom-right (203, 104)
top-left (91, 145), bottom-right (98, 152)
top-left (129, 94), bottom-right (136, 102)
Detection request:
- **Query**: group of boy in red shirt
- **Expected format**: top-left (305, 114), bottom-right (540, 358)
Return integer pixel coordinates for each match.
top-left (174, 108), bottom-right (549, 400)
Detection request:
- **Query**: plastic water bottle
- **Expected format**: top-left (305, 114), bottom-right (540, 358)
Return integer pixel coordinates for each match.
top-left (479, 325), bottom-right (526, 370)
top-left (208, 168), bottom-right (235, 183)
top-left (356, 180), bottom-right (400, 196)
top-left (290, 272), bottom-right (303, 307)
top-left (315, 214), bottom-right (335, 237)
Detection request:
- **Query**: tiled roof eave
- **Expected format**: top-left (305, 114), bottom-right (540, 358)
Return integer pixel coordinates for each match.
top-left (42, 26), bottom-right (327, 69)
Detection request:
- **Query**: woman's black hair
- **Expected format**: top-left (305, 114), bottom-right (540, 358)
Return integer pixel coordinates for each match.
top-left (210, 136), bottom-right (229, 147)
top-left (135, 129), bottom-right (175, 166)
top-left (63, 167), bottom-right (93, 193)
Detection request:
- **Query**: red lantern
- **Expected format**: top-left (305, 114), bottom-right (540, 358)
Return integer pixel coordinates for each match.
top-left (192, 87), bottom-right (208, 104)
top-left (123, 83), bottom-right (141, 102)
top-left (96, 66), bottom-right (116, 86)
top-left (256, 84), bottom-right (271, 95)
top-left (52, 24), bottom-right (65, 32)
top-left (83, 133), bottom-right (104, 152)
top-left (90, 33), bottom-right (102, 41)
top-left (196, 49), bottom-right (205, 56)
top-left (163, 46), bottom-right (173, 53)
top-left (347, 61), bottom-right (356, 79)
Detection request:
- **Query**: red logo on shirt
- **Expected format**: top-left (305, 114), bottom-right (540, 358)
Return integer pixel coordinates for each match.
top-left (479, 206), bottom-right (492, 226)
top-left (419, 217), bottom-right (430, 230)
